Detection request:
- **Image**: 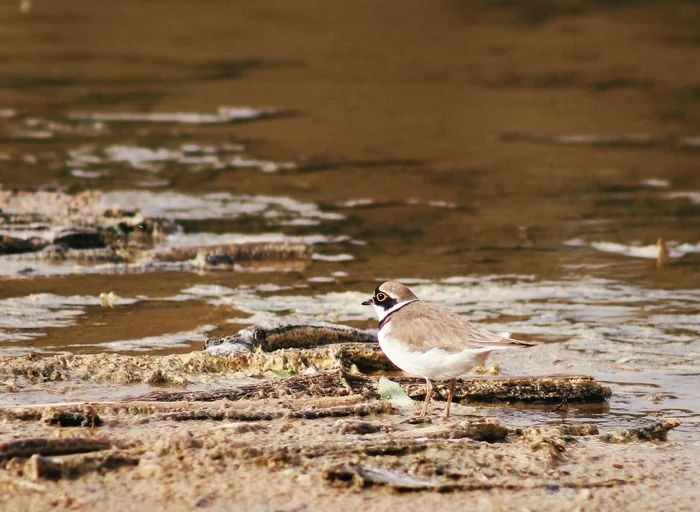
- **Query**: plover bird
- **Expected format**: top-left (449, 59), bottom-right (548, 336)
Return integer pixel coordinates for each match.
top-left (362, 281), bottom-right (538, 418)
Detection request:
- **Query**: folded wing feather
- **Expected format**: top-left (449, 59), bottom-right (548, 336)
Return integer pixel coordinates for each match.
top-left (389, 301), bottom-right (537, 354)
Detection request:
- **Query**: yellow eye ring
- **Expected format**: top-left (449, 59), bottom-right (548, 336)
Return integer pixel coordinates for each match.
top-left (376, 292), bottom-right (387, 302)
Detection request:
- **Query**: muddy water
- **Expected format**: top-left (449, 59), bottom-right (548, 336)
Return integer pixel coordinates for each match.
top-left (1, 0), bottom-right (699, 447)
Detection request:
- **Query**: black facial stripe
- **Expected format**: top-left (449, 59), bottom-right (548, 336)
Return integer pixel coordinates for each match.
top-left (373, 286), bottom-right (397, 310)
top-left (376, 295), bottom-right (397, 311)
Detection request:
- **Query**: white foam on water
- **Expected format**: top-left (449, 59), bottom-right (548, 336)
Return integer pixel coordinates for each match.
top-left (337, 198), bottom-right (376, 208)
top-left (0, 189), bottom-right (345, 237)
top-left (311, 253), bottom-right (354, 262)
top-left (105, 145), bottom-right (181, 169)
top-left (214, 289), bottom-right (373, 324)
top-left (406, 198), bottom-right (457, 209)
top-left (3, 275), bottom-right (699, 423)
top-left (642, 178), bottom-right (670, 188)
top-left (0, 293), bottom-right (138, 337)
top-left (564, 239), bottom-right (700, 259)
top-left (74, 325), bottom-right (217, 352)
top-left (67, 107), bottom-right (278, 125)
top-left (66, 143), bottom-right (297, 174)
top-left (279, 219), bottom-right (321, 226)
top-left (98, 191), bottom-right (345, 223)
top-left (181, 285), bottom-right (238, 297)
top-left (667, 191), bottom-right (700, 204)
top-left (255, 284), bottom-right (295, 292)
top-left (208, 276), bottom-right (700, 376)
top-left (71, 169), bottom-right (108, 179)
top-left (0, 189), bottom-right (355, 276)
top-left (163, 232), bottom-right (352, 249)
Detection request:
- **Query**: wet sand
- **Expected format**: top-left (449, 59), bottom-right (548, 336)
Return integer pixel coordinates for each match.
top-left (0, 366), bottom-right (692, 512)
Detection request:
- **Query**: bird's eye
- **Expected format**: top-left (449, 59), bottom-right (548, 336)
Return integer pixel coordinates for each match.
top-left (376, 292), bottom-right (387, 302)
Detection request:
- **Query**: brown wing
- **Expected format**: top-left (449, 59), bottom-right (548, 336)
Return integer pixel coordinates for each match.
top-left (388, 301), bottom-right (537, 353)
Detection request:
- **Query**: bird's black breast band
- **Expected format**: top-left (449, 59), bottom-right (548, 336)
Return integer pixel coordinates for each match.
top-left (377, 300), bottom-right (418, 331)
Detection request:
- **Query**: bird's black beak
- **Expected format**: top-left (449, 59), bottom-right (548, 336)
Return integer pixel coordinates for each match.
top-left (361, 297), bottom-right (374, 306)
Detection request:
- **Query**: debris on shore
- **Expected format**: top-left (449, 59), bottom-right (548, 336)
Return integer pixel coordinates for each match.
top-left (0, 188), bottom-right (320, 273)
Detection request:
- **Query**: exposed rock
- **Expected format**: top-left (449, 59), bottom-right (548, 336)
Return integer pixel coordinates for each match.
top-left (600, 418), bottom-right (681, 443)
top-left (331, 420), bottom-right (386, 435)
top-left (0, 234), bottom-right (49, 255)
top-left (41, 408), bottom-right (102, 428)
top-left (397, 418), bottom-right (509, 442)
top-left (131, 369), bottom-right (611, 405)
top-left (556, 422), bottom-right (599, 437)
top-left (205, 321), bottom-right (377, 355)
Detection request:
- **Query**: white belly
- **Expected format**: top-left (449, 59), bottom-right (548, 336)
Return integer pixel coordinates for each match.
top-left (378, 326), bottom-right (496, 380)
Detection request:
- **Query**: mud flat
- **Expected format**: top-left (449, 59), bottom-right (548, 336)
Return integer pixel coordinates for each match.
top-left (0, 352), bottom-right (694, 511)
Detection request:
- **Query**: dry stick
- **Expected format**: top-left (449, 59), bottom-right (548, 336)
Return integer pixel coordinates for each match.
top-left (325, 462), bottom-right (651, 493)
top-left (2, 399), bottom-right (394, 425)
top-left (26, 451), bottom-right (140, 480)
top-left (160, 409), bottom-right (284, 422)
top-left (0, 476), bottom-right (48, 492)
top-left (0, 438), bottom-right (112, 462)
top-left (288, 402), bottom-right (394, 420)
top-left (0, 371), bottom-right (610, 426)
top-left (244, 419), bottom-right (512, 466)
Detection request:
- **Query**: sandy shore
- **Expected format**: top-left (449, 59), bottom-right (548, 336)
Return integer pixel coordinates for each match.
top-left (0, 354), bottom-right (696, 511)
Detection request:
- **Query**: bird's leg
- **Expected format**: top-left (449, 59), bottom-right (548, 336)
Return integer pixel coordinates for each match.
top-left (551, 391), bottom-right (570, 413)
top-left (443, 378), bottom-right (457, 419)
top-left (420, 378), bottom-right (433, 418)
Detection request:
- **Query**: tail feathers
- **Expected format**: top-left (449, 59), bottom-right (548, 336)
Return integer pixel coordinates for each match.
top-left (496, 331), bottom-right (539, 348)
top-left (508, 337), bottom-right (540, 348)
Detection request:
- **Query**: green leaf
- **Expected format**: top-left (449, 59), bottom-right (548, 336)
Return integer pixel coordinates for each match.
top-left (378, 376), bottom-right (414, 408)
top-left (272, 369), bottom-right (297, 377)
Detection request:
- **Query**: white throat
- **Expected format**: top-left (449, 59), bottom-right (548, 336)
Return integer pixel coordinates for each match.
top-left (373, 299), bottom-right (418, 323)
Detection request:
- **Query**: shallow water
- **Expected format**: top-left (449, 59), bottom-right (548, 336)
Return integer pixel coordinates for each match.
top-left (1, 0), bottom-right (699, 436)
